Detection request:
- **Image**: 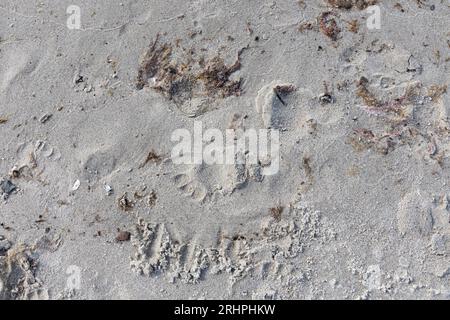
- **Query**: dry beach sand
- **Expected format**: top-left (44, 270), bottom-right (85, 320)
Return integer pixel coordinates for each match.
top-left (0, 0), bottom-right (450, 299)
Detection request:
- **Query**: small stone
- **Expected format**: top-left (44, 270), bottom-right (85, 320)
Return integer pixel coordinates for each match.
top-left (104, 184), bottom-right (113, 196)
top-left (39, 113), bottom-right (53, 124)
top-left (74, 75), bottom-right (84, 84)
top-left (116, 231), bottom-right (131, 242)
top-left (72, 179), bottom-right (80, 191)
top-left (319, 93), bottom-right (334, 104)
top-left (1, 178), bottom-right (16, 198)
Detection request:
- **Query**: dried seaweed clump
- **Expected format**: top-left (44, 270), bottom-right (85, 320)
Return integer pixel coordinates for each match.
top-left (356, 77), bottom-right (421, 123)
top-left (319, 12), bottom-right (341, 41)
top-left (136, 35), bottom-right (172, 90)
top-left (269, 206), bottom-right (284, 221)
top-left (139, 150), bottom-right (162, 168)
top-left (356, 77), bottom-right (382, 107)
top-left (352, 78), bottom-right (449, 159)
top-left (118, 193), bottom-right (134, 211)
top-left (357, 78), bottom-right (448, 123)
top-left (348, 128), bottom-right (398, 155)
top-left (197, 55), bottom-right (242, 98)
top-left (136, 36), bottom-right (243, 110)
top-left (326, 0), bottom-right (378, 10)
top-left (427, 85), bottom-right (447, 101)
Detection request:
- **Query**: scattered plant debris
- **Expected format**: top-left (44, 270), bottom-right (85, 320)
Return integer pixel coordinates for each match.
top-left (347, 128), bottom-right (397, 155)
top-left (427, 85), bottom-right (447, 101)
top-left (269, 206), bottom-right (284, 221)
top-left (273, 83), bottom-right (296, 106)
top-left (136, 35), bottom-right (172, 90)
top-left (326, 0), bottom-right (378, 10)
top-left (139, 150), bottom-right (162, 168)
top-left (356, 77), bottom-right (423, 123)
top-left (319, 12), bottom-right (341, 41)
top-left (136, 35), bottom-right (244, 114)
top-left (298, 21), bottom-right (315, 33)
top-left (303, 156), bottom-right (313, 178)
top-left (356, 77), bottom-right (381, 107)
top-left (147, 190), bottom-right (157, 207)
top-left (319, 82), bottom-right (335, 104)
top-left (346, 19), bottom-right (359, 33)
top-left (197, 55), bottom-right (242, 98)
top-left (118, 193), bottom-right (134, 211)
top-left (39, 114), bottom-right (52, 124)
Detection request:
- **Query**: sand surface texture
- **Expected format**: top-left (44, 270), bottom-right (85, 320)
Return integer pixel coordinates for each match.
top-left (0, 0), bottom-right (449, 299)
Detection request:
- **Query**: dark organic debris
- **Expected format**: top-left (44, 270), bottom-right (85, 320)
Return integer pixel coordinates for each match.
top-left (0, 117), bottom-right (7, 124)
top-left (356, 77), bottom-right (422, 122)
top-left (74, 75), bottom-right (84, 84)
top-left (136, 35), bottom-right (244, 109)
top-left (319, 12), bottom-right (341, 41)
top-left (347, 19), bottom-right (360, 33)
top-left (300, 4), bottom-right (372, 38)
top-left (427, 85), bottom-right (447, 101)
top-left (303, 156), bottom-right (313, 178)
top-left (147, 190), bottom-right (157, 207)
top-left (136, 35), bottom-right (172, 91)
top-left (39, 114), bottom-right (53, 124)
top-left (196, 54), bottom-right (243, 98)
top-left (269, 206), bottom-right (284, 222)
top-left (298, 21), bottom-right (315, 33)
top-left (351, 77), bottom-right (449, 159)
top-left (300, 155), bottom-right (315, 189)
top-left (319, 93), bottom-right (334, 104)
top-left (118, 193), bottom-right (134, 211)
top-left (319, 82), bottom-right (335, 104)
top-left (273, 83), bottom-right (296, 106)
top-left (356, 77), bottom-right (380, 107)
top-left (326, 0), bottom-right (378, 10)
top-left (139, 150), bottom-right (162, 168)
top-left (348, 128), bottom-right (397, 155)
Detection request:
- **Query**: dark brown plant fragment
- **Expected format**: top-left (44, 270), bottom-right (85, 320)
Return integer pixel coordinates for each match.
top-left (118, 193), bottom-right (134, 211)
top-left (319, 12), bottom-right (341, 41)
top-left (269, 206), bottom-right (284, 222)
top-left (136, 34), bottom-right (172, 90)
top-left (139, 150), bottom-right (162, 168)
top-left (326, 0), bottom-right (378, 10)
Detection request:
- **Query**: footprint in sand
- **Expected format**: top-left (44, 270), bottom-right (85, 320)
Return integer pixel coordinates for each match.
top-left (172, 154), bottom-right (265, 203)
top-left (173, 167), bottom-right (209, 203)
top-left (129, 195), bottom-right (333, 285)
top-left (12, 140), bottom-right (61, 179)
top-left (255, 81), bottom-right (296, 129)
top-left (79, 149), bottom-right (117, 184)
top-left (0, 46), bottom-right (40, 93)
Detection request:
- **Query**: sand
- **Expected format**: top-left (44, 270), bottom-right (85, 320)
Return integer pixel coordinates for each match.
top-left (0, 0), bottom-right (449, 300)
